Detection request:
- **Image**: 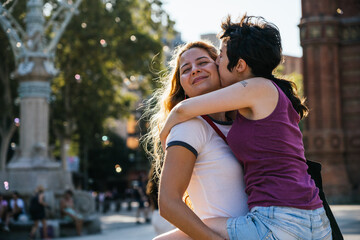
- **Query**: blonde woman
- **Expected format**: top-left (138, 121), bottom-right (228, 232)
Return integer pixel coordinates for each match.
top-left (29, 186), bottom-right (48, 239)
top-left (143, 41), bottom-right (248, 239)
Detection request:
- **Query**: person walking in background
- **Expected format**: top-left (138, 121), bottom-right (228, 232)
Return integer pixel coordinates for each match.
top-left (134, 173), bottom-right (150, 224)
top-left (29, 185), bottom-right (48, 239)
top-left (146, 166), bottom-right (175, 235)
top-left (60, 190), bottom-right (83, 236)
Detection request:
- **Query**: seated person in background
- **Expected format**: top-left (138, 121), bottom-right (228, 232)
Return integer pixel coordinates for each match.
top-left (5, 191), bottom-right (26, 230)
top-left (0, 193), bottom-right (9, 231)
top-left (60, 190), bottom-right (83, 236)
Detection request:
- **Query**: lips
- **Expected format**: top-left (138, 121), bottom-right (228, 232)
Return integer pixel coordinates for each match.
top-left (192, 76), bottom-right (207, 84)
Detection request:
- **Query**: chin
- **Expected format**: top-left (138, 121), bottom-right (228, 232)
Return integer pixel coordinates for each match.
top-left (220, 82), bottom-right (228, 88)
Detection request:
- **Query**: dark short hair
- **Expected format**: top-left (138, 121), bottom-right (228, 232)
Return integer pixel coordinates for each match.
top-left (219, 14), bottom-right (282, 75)
top-left (219, 14), bottom-right (308, 119)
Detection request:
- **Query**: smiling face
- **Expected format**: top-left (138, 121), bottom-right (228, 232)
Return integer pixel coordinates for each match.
top-left (179, 47), bottom-right (220, 97)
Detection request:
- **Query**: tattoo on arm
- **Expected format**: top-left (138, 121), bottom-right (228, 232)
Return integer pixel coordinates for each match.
top-left (240, 81), bottom-right (248, 87)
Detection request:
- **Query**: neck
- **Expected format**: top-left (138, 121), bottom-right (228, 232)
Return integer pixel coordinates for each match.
top-left (208, 112), bottom-right (226, 122)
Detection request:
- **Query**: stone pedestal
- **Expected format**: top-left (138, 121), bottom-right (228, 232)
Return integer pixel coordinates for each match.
top-left (0, 169), bottom-right (73, 196)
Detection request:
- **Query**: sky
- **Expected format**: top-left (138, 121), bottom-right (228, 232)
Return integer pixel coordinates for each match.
top-left (162, 0), bottom-right (303, 57)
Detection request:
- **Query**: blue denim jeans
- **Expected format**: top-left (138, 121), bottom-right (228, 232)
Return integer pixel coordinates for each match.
top-left (226, 206), bottom-right (332, 240)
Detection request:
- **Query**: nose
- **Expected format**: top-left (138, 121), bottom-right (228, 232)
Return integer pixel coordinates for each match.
top-left (215, 56), bottom-right (220, 65)
top-left (191, 66), bottom-right (200, 75)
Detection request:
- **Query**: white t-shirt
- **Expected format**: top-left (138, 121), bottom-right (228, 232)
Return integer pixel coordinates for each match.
top-left (10, 198), bottom-right (25, 213)
top-left (166, 116), bottom-right (248, 219)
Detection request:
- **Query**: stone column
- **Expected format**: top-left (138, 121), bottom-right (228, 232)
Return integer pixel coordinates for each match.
top-left (7, 57), bottom-right (59, 169)
top-left (1, 0), bottom-right (73, 195)
top-left (300, 0), bottom-right (360, 202)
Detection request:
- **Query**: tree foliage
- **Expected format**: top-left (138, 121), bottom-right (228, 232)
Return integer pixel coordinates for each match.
top-left (48, 0), bottom-right (176, 185)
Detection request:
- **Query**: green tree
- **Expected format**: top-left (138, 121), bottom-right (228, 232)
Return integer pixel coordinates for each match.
top-left (48, 0), bottom-right (176, 187)
top-left (0, 29), bottom-right (17, 170)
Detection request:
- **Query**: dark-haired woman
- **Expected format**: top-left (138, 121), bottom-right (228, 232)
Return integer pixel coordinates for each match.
top-left (160, 14), bottom-right (332, 240)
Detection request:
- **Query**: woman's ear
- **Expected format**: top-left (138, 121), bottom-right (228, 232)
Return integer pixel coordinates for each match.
top-left (235, 59), bottom-right (247, 73)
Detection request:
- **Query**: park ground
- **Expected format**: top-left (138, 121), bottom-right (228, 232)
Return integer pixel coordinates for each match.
top-left (52, 204), bottom-right (360, 240)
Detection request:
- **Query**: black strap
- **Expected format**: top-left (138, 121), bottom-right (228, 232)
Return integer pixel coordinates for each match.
top-left (201, 115), bottom-right (343, 240)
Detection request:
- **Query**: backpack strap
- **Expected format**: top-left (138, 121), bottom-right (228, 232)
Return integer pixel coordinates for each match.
top-left (200, 115), bottom-right (227, 144)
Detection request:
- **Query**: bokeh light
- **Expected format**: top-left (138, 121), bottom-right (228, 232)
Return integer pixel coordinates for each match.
top-left (100, 39), bottom-right (107, 47)
top-left (336, 8), bottom-right (343, 14)
top-left (75, 74), bottom-right (81, 83)
top-left (14, 118), bottom-right (20, 127)
top-left (4, 181), bottom-right (9, 191)
top-left (115, 164), bottom-right (122, 173)
top-left (130, 35), bottom-right (136, 42)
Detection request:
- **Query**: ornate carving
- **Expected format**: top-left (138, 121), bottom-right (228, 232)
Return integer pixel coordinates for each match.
top-left (314, 136), bottom-right (324, 148)
top-left (325, 26), bottom-right (335, 38)
top-left (74, 191), bottom-right (96, 217)
top-left (18, 60), bottom-right (35, 75)
top-left (330, 135), bottom-right (341, 148)
top-left (349, 135), bottom-right (360, 148)
top-left (18, 81), bottom-right (51, 100)
top-left (43, 60), bottom-right (58, 76)
top-left (342, 26), bottom-right (360, 41)
top-left (310, 26), bottom-right (321, 38)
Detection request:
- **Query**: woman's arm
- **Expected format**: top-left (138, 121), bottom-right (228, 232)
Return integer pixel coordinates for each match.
top-left (160, 77), bottom-right (270, 146)
top-left (38, 193), bottom-right (47, 207)
top-left (159, 146), bottom-right (226, 240)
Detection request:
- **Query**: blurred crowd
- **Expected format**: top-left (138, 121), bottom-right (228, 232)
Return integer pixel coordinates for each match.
top-left (0, 170), bottom-right (175, 238)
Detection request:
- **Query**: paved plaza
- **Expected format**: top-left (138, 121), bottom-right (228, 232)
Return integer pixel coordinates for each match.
top-left (52, 205), bottom-right (360, 240)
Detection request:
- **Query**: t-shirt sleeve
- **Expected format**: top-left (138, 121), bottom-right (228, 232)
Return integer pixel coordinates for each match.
top-left (166, 118), bottom-right (208, 158)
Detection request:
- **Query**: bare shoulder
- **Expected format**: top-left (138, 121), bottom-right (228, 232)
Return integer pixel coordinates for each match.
top-left (239, 77), bottom-right (276, 93)
top-left (245, 77), bottom-right (273, 86)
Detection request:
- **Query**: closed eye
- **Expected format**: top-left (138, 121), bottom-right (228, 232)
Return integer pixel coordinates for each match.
top-left (182, 68), bottom-right (190, 74)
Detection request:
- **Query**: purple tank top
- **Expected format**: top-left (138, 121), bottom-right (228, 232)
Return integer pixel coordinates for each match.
top-left (227, 82), bottom-right (323, 211)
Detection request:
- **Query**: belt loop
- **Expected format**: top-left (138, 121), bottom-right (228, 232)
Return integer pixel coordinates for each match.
top-left (269, 206), bottom-right (274, 219)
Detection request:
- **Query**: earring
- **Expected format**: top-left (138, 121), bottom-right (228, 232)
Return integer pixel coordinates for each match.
top-left (184, 93), bottom-right (189, 99)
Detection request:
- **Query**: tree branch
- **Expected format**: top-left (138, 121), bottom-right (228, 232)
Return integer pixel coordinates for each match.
top-left (8, 0), bottom-right (18, 13)
top-left (0, 123), bottom-right (16, 170)
top-left (45, 0), bottom-right (83, 54)
top-left (0, 4), bottom-right (26, 62)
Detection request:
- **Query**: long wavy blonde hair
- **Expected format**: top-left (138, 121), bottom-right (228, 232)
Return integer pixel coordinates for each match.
top-left (142, 40), bottom-right (219, 179)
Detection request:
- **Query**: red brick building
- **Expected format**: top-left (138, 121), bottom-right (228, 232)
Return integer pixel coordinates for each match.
top-left (282, 55), bottom-right (302, 75)
top-left (299, 0), bottom-right (360, 202)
